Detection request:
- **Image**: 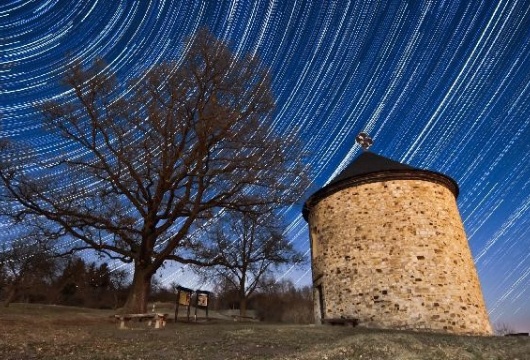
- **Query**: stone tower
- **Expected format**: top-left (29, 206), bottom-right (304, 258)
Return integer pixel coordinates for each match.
top-left (303, 151), bottom-right (492, 335)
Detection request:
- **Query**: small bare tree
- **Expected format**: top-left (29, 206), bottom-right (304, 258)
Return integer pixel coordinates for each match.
top-left (196, 210), bottom-right (303, 317)
top-left (494, 322), bottom-right (516, 336)
top-left (0, 28), bottom-right (306, 313)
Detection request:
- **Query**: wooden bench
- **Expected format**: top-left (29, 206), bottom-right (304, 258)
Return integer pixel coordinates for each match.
top-left (322, 318), bottom-right (359, 327)
top-left (114, 313), bottom-right (168, 329)
top-left (231, 315), bottom-right (259, 322)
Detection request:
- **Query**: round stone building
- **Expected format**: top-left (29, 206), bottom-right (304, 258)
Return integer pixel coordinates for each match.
top-left (303, 151), bottom-right (492, 335)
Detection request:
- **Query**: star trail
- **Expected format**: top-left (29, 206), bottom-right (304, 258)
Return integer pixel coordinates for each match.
top-left (1, 0), bottom-right (530, 331)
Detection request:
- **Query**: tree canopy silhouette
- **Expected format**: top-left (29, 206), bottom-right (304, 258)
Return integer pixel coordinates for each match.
top-left (0, 29), bottom-right (306, 313)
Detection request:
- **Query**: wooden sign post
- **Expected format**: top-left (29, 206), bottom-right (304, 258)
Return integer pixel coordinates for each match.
top-left (195, 290), bottom-right (211, 321)
top-left (175, 286), bottom-right (193, 322)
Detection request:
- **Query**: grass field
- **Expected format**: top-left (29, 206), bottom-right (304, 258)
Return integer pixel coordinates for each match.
top-left (1, 303), bottom-right (529, 359)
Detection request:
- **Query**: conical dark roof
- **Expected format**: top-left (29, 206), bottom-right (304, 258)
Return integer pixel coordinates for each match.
top-left (302, 151), bottom-right (459, 221)
top-left (328, 152), bottom-right (415, 186)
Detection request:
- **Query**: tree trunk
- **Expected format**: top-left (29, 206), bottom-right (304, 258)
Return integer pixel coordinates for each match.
top-left (239, 287), bottom-right (247, 317)
top-left (121, 265), bottom-right (153, 313)
top-left (239, 298), bottom-right (248, 317)
top-left (3, 286), bottom-right (17, 308)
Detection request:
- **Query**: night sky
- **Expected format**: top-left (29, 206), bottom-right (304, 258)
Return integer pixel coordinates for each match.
top-left (2, 1), bottom-right (530, 331)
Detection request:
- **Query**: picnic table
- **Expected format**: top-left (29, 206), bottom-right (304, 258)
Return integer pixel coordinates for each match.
top-left (114, 313), bottom-right (168, 329)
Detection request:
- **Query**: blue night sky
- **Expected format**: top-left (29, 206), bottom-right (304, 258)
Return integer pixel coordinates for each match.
top-left (1, 1), bottom-right (530, 331)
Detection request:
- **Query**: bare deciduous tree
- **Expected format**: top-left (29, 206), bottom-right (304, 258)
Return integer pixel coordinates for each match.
top-left (0, 29), bottom-right (306, 313)
top-left (493, 322), bottom-right (516, 336)
top-left (196, 210), bottom-right (303, 317)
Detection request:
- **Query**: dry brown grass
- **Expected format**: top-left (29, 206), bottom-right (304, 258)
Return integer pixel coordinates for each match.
top-left (1, 303), bottom-right (529, 359)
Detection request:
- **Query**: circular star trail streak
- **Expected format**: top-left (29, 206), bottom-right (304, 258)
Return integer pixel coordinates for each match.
top-left (1, 0), bottom-right (530, 331)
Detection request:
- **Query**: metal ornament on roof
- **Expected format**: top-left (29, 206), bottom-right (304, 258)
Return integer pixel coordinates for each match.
top-left (355, 132), bottom-right (373, 151)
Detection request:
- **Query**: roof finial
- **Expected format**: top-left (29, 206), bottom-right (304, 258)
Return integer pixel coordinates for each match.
top-left (355, 132), bottom-right (373, 151)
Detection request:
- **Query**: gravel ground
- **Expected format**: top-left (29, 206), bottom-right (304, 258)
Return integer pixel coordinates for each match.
top-left (1, 304), bottom-right (529, 360)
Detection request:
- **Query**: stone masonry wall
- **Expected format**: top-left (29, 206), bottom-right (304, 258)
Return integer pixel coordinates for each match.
top-left (309, 179), bottom-right (492, 335)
